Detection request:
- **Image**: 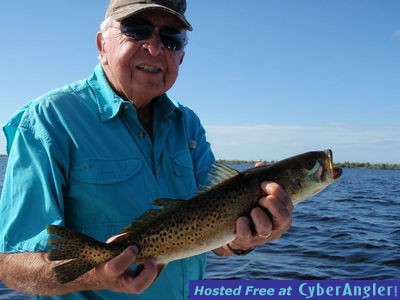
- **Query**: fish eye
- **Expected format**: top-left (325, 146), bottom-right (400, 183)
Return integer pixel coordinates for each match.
top-left (303, 159), bottom-right (320, 174)
top-left (304, 159), bottom-right (315, 170)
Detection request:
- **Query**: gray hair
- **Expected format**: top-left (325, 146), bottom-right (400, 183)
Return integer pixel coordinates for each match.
top-left (98, 17), bottom-right (115, 60)
top-left (100, 17), bottom-right (115, 41)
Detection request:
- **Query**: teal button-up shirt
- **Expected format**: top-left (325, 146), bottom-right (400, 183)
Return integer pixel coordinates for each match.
top-left (0, 64), bottom-right (215, 300)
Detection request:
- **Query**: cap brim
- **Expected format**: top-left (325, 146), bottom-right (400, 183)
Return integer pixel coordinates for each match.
top-left (107, 4), bottom-right (193, 31)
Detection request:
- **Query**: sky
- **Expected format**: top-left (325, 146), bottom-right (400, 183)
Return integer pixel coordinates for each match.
top-left (1, 1), bottom-right (399, 163)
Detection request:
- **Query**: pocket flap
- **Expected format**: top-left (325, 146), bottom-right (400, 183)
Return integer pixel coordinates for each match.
top-left (70, 158), bottom-right (142, 184)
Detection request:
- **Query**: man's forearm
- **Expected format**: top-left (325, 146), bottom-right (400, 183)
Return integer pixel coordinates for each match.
top-left (0, 252), bottom-right (100, 296)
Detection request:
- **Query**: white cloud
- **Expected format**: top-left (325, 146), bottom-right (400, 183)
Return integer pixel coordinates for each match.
top-left (1, 123), bottom-right (398, 164)
top-left (204, 124), bottom-right (400, 164)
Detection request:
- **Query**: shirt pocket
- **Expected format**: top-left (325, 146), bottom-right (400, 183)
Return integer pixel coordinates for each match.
top-left (168, 150), bottom-right (197, 198)
top-left (171, 150), bottom-right (193, 176)
top-left (67, 158), bottom-right (146, 241)
top-left (70, 158), bottom-right (142, 184)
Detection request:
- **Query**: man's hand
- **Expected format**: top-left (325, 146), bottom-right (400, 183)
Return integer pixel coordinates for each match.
top-left (92, 246), bottom-right (158, 294)
top-left (228, 181), bottom-right (293, 253)
top-left (0, 249), bottom-right (158, 296)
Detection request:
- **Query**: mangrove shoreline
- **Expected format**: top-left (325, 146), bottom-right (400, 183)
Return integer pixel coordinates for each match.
top-left (217, 159), bottom-right (400, 170)
top-left (1, 155), bottom-right (398, 170)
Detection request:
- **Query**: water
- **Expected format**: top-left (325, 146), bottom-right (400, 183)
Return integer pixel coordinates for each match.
top-left (206, 165), bottom-right (400, 280)
top-left (0, 157), bottom-right (399, 299)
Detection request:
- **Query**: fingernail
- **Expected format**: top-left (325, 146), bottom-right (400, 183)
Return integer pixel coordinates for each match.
top-left (261, 181), bottom-right (270, 190)
top-left (147, 258), bottom-right (157, 265)
top-left (126, 245), bottom-right (139, 255)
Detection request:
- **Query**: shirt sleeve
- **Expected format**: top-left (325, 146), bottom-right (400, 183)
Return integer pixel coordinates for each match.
top-left (0, 103), bottom-right (67, 253)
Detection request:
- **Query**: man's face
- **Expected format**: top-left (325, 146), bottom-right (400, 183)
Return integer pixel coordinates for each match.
top-left (98, 11), bottom-right (186, 107)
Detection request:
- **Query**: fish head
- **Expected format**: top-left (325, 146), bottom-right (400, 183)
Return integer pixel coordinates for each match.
top-left (285, 149), bottom-right (342, 204)
top-left (251, 149), bottom-right (342, 205)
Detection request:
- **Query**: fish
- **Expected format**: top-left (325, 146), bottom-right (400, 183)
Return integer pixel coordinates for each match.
top-left (47, 149), bottom-right (342, 284)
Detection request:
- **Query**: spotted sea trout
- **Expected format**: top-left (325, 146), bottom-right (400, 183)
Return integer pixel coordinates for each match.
top-left (47, 149), bottom-right (342, 284)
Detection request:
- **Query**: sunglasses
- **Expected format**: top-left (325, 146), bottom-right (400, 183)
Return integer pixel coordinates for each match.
top-left (120, 17), bottom-right (187, 51)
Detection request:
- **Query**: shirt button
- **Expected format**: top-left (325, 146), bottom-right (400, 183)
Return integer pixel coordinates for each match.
top-left (124, 104), bottom-right (129, 110)
top-left (138, 130), bottom-right (145, 137)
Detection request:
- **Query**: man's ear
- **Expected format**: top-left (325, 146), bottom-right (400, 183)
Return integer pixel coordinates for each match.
top-left (96, 32), bottom-right (107, 64)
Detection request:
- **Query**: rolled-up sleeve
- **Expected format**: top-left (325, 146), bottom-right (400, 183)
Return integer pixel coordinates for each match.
top-left (0, 104), bottom-right (66, 253)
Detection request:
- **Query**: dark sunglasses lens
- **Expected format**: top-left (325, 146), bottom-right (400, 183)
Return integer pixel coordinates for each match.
top-left (120, 18), bottom-right (186, 51)
top-left (120, 19), bottom-right (153, 41)
top-left (160, 28), bottom-right (186, 51)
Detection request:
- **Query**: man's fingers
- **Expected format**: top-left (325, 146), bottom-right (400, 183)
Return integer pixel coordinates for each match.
top-left (250, 207), bottom-right (273, 238)
top-left (96, 246), bottom-right (159, 294)
top-left (261, 182), bottom-right (294, 212)
top-left (229, 181), bottom-right (294, 254)
top-left (259, 182), bottom-right (293, 239)
top-left (260, 196), bottom-right (292, 236)
top-left (103, 246), bottom-right (139, 277)
top-left (235, 216), bottom-right (252, 239)
top-left (123, 258), bottom-right (158, 294)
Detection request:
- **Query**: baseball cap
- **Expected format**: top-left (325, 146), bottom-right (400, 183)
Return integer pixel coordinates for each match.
top-left (106, 0), bottom-right (192, 31)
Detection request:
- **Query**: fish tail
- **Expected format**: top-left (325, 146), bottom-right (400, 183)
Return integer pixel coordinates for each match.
top-left (47, 225), bottom-right (122, 284)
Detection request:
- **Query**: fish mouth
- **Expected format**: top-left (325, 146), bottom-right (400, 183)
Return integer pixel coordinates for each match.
top-left (333, 167), bottom-right (342, 180)
top-left (325, 149), bottom-right (342, 180)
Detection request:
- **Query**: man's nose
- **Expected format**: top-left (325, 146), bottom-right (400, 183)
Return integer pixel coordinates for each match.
top-left (142, 31), bottom-right (164, 56)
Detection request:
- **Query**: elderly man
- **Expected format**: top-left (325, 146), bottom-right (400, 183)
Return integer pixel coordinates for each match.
top-left (0, 0), bottom-right (293, 299)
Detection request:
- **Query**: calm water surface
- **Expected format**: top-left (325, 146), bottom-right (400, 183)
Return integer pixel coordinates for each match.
top-left (0, 157), bottom-right (399, 299)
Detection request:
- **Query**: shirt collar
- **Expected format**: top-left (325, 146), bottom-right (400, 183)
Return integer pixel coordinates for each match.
top-left (88, 64), bottom-right (182, 121)
top-left (153, 94), bottom-right (183, 120)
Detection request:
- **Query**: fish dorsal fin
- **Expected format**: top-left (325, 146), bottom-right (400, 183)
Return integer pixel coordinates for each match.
top-left (138, 198), bottom-right (186, 224)
top-left (198, 164), bottom-right (240, 193)
top-left (110, 198), bottom-right (185, 244)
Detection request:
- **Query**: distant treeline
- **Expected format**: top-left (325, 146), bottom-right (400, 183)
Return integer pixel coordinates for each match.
top-left (334, 162), bottom-right (400, 170)
top-left (217, 159), bottom-right (400, 170)
top-left (1, 154), bottom-right (399, 170)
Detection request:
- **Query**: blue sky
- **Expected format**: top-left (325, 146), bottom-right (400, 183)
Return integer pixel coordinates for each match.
top-left (1, 1), bottom-right (399, 163)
